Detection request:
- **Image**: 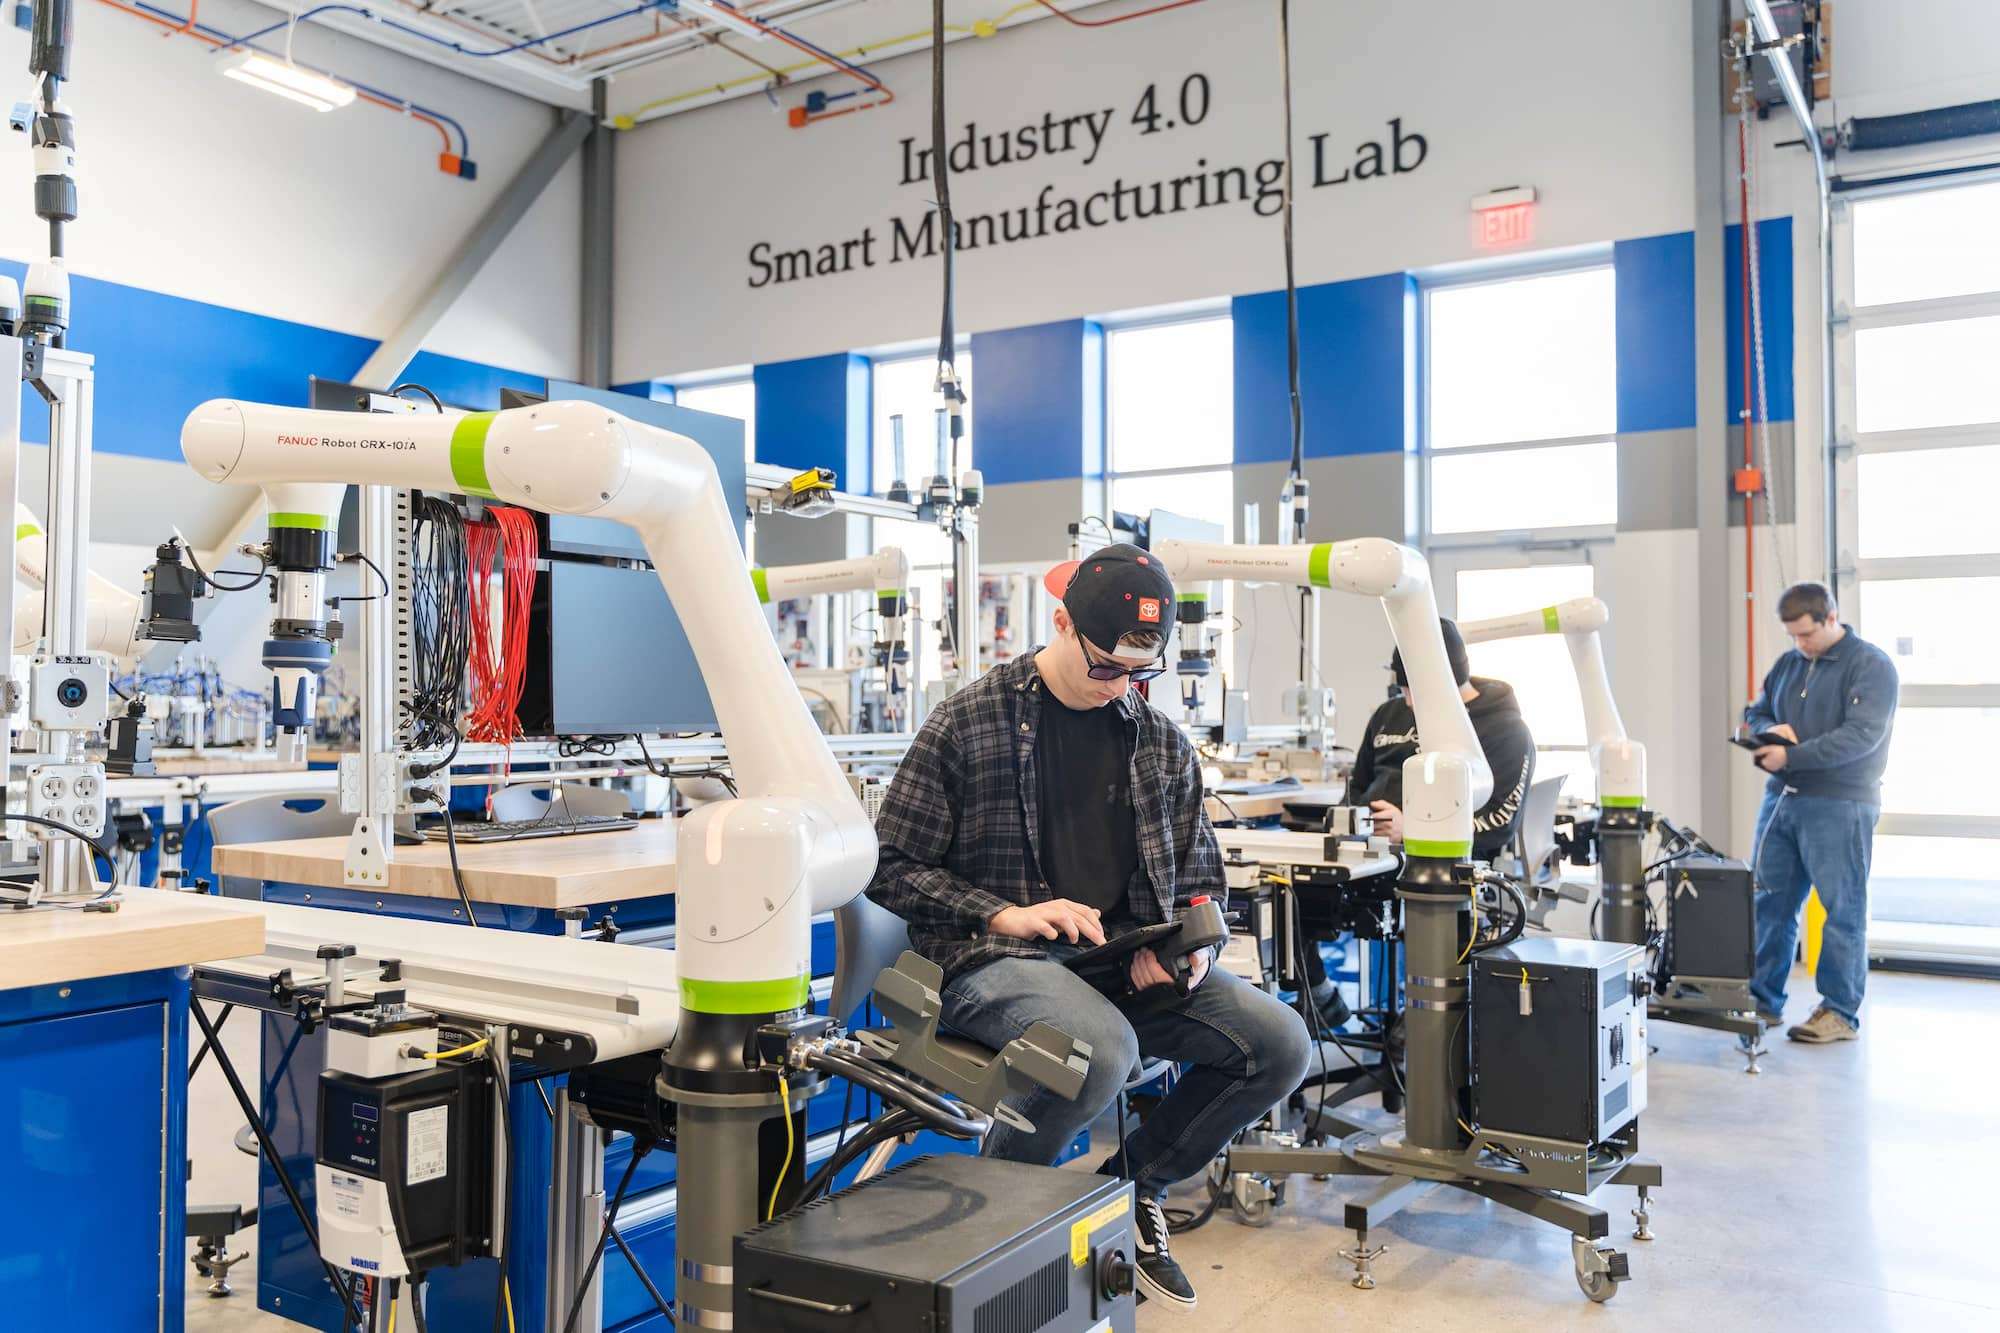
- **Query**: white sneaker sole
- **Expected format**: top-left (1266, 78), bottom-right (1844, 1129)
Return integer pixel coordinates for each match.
top-left (1135, 1262), bottom-right (1198, 1312)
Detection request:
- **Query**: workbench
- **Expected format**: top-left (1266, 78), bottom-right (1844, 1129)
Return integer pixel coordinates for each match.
top-left (210, 818), bottom-right (679, 913)
top-left (0, 891), bottom-right (265, 1331)
top-left (1207, 779), bottom-right (1347, 823)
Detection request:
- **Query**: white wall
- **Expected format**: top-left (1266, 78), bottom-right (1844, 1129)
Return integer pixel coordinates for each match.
top-left (616, 0), bottom-right (1693, 379)
top-left (0, 2), bottom-right (580, 377)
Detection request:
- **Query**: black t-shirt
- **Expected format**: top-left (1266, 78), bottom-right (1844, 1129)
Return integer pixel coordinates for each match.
top-left (1035, 696), bottom-right (1142, 931)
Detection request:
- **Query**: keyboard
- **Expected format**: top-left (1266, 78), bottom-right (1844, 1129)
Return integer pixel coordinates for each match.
top-left (421, 813), bottom-right (638, 844)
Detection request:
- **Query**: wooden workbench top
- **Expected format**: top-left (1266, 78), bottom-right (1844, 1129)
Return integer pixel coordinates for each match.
top-left (148, 753), bottom-right (309, 778)
top-left (210, 819), bottom-right (679, 909)
top-left (0, 890), bottom-right (266, 990)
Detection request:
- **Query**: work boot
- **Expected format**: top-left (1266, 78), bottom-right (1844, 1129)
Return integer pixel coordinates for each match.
top-left (1131, 1194), bottom-right (1197, 1311)
top-left (1786, 1005), bottom-right (1857, 1044)
top-left (1755, 1009), bottom-right (1783, 1029)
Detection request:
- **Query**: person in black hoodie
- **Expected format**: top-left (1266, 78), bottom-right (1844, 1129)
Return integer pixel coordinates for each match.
top-left (1301, 618), bottom-right (1535, 1028)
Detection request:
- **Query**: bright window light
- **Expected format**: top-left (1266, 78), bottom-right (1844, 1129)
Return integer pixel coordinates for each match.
top-left (674, 378), bottom-right (756, 462)
top-left (873, 354), bottom-right (971, 497)
top-left (1853, 181), bottom-right (2000, 307)
top-left (221, 53), bottom-right (357, 113)
top-left (1108, 317), bottom-right (1233, 473)
top-left (1429, 441), bottom-right (1617, 535)
top-left (1428, 267), bottom-right (1616, 450)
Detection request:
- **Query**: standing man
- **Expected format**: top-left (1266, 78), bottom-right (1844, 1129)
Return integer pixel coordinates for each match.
top-left (1299, 617), bottom-right (1535, 1027)
top-left (868, 545), bottom-right (1310, 1313)
top-left (1744, 581), bottom-right (1898, 1044)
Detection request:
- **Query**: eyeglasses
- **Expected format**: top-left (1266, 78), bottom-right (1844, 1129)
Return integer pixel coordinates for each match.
top-left (1081, 638), bottom-right (1166, 683)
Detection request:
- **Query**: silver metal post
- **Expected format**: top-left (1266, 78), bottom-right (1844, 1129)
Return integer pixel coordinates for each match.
top-left (547, 1089), bottom-right (607, 1333)
top-left (953, 506), bottom-right (980, 686)
top-left (33, 350), bottom-right (98, 900)
top-left (343, 484), bottom-right (397, 885)
top-left (0, 335), bottom-right (22, 851)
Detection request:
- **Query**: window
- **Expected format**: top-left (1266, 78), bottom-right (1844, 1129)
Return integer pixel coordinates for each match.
top-left (1105, 317), bottom-right (1235, 535)
top-left (671, 376), bottom-right (756, 462)
top-left (1840, 178), bottom-right (2000, 954)
top-left (870, 349), bottom-right (972, 687)
top-left (872, 351), bottom-right (970, 499)
top-left (1422, 264), bottom-right (1618, 540)
top-left (1452, 563), bottom-right (1599, 801)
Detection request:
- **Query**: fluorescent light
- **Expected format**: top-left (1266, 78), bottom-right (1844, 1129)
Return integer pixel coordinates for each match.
top-left (677, 0), bottom-right (770, 41)
top-left (221, 53), bottom-right (357, 112)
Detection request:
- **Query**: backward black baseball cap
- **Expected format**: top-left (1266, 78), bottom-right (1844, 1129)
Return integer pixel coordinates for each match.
top-left (1390, 617), bottom-right (1470, 688)
top-left (1043, 543), bottom-right (1176, 659)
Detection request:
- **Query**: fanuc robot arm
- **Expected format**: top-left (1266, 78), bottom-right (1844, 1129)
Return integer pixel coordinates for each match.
top-left (1151, 537), bottom-right (1493, 850)
top-left (1455, 597), bottom-right (1644, 805)
top-left (179, 398), bottom-right (877, 1002)
top-left (1455, 596), bottom-right (1652, 942)
top-left (754, 546), bottom-right (910, 660)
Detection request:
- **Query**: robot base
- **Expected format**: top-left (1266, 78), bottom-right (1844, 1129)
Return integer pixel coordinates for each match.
top-left (1225, 1125), bottom-right (1661, 1301)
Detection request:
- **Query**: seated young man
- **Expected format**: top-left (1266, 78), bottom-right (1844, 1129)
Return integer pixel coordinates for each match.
top-left (868, 545), bottom-right (1311, 1313)
top-left (1300, 618), bottom-right (1536, 1029)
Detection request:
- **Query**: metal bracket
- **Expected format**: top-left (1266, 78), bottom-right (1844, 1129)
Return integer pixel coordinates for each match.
top-left (855, 950), bottom-right (1090, 1133)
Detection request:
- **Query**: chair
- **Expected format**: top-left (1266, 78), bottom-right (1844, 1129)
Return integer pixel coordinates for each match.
top-left (206, 793), bottom-right (353, 899)
top-left (832, 893), bottom-right (1172, 1106)
top-left (1511, 774), bottom-right (1575, 927)
top-left (489, 782), bottom-right (633, 823)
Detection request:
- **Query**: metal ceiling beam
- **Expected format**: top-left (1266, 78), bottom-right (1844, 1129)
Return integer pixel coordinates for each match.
top-left (581, 79), bottom-right (616, 388)
top-left (352, 106), bottom-right (595, 391)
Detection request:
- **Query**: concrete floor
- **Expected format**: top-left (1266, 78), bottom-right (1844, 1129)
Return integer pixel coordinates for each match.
top-left (185, 965), bottom-right (2000, 1332)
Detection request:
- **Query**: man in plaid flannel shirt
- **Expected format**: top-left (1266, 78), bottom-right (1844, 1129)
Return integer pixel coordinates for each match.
top-left (868, 545), bottom-right (1310, 1312)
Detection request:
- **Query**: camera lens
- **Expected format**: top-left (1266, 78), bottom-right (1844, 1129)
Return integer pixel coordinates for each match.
top-left (56, 677), bottom-right (88, 708)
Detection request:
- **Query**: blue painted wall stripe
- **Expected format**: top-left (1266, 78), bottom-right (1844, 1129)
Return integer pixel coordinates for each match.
top-left (1233, 273), bottom-right (1413, 464)
top-left (969, 319), bottom-right (1098, 486)
top-left (1724, 217), bottom-right (1795, 425)
top-left (0, 259), bottom-right (553, 462)
top-left (753, 352), bottom-right (870, 486)
top-left (1614, 231), bottom-right (1698, 434)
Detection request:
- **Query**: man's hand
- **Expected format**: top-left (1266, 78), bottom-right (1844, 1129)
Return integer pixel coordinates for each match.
top-left (988, 900), bottom-right (1108, 945)
top-left (1753, 744), bottom-right (1789, 773)
top-left (1765, 723), bottom-right (1799, 742)
top-left (1369, 800), bottom-right (1404, 842)
top-left (1128, 946), bottom-right (1211, 992)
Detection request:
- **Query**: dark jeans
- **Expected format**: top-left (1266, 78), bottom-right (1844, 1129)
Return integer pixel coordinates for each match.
top-left (940, 947), bottom-right (1311, 1199)
top-left (1751, 788), bottom-right (1879, 1029)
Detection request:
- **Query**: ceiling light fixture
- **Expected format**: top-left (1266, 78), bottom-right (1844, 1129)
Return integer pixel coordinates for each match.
top-left (221, 53), bottom-right (358, 113)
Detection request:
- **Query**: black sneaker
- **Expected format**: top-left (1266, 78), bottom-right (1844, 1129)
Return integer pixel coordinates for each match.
top-left (1131, 1194), bottom-right (1197, 1311)
top-left (1313, 985), bottom-right (1352, 1031)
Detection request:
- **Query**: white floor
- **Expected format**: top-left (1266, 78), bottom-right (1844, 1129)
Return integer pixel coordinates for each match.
top-left (185, 965), bottom-right (2000, 1331)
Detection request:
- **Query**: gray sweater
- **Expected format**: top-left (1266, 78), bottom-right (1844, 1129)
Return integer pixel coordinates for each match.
top-left (1744, 625), bottom-right (1899, 805)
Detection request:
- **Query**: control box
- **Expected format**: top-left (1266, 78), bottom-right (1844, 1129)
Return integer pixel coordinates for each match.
top-left (1470, 936), bottom-right (1647, 1146)
top-left (736, 1155), bottom-right (1138, 1332)
top-left (1663, 854), bottom-right (1755, 983)
top-left (315, 1058), bottom-right (495, 1280)
top-left (29, 654), bottom-right (110, 730)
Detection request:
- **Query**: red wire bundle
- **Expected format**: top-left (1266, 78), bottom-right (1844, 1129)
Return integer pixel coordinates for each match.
top-left (464, 506), bottom-right (539, 745)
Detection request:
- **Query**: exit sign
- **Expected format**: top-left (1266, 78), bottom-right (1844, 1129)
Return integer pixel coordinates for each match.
top-left (1471, 186), bottom-right (1536, 249)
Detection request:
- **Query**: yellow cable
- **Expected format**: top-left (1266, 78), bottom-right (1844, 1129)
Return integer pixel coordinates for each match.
top-left (389, 1294), bottom-right (396, 1333)
top-left (626, 0), bottom-right (1047, 120)
top-left (421, 1036), bottom-right (490, 1061)
top-left (767, 1073), bottom-right (795, 1221)
top-left (503, 1276), bottom-right (515, 1333)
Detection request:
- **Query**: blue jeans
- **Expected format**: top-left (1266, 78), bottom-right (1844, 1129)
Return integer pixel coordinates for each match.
top-left (1750, 788), bottom-right (1879, 1029)
top-left (941, 949), bottom-right (1311, 1199)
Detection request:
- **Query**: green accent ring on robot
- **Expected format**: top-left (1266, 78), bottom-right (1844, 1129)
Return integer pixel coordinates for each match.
top-left (751, 567), bottom-right (771, 604)
top-left (1405, 838), bottom-right (1473, 859)
top-left (449, 412), bottom-right (500, 499)
top-left (680, 974), bottom-right (811, 1015)
top-left (1542, 605), bottom-right (1561, 633)
top-left (267, 512), bottom-right (335, 531)
top-left (15, 522), bottom-right (39, 540)
top-left (1176, 592), bottom-right (1205, 603)
top-left (1599, 795), bottom-right (1646, 809)
top-left (1308, 542), bottom-right (1333, 589)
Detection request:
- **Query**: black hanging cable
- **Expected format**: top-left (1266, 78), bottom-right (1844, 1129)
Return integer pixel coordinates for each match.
top-left (562, 1144), bottom-right (651, 1333)
top-left (931, 0), bottom-right (965, 445)
top-left (1279, 0), bottom-right (1304, 489)
top-left (390, 382), bottom-right (446, 413)
top-left (183, 538), bottom-right (270, 593)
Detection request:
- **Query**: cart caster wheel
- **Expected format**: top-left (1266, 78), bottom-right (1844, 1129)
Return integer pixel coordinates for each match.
top-left (1572, 1234), bottom-right (1629, 1303)
top-left (1236, 1195), bottom-right (1273, 1226)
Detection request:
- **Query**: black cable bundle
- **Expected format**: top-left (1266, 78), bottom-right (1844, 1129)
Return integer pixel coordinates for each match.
top-left (409, 494), bottom-right (470, 765)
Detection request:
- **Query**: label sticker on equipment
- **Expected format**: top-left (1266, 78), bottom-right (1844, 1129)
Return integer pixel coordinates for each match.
top-left (329, 1172), bottom-right (364, 1219)
top-left (1070, 1195), bottom-right (1131, 1267)
top-left (407, 1106), bottom-right (449, 1185)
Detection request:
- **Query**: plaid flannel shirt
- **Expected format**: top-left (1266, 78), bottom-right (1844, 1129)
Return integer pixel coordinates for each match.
top-left (867, 651), bottom-right (1225, 982)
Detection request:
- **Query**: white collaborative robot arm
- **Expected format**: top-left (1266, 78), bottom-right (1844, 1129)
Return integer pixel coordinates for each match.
top-left (753, 545), bottom-right (910, 649)
top-left (1153, 537), bottom-right (1492, 856)
top-left (180, 398), bottom-right (876, 1009)
top-left (12, 503), bottom-right (143, 658)
top-left (1457, 596), bottom-right (1645, 808)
